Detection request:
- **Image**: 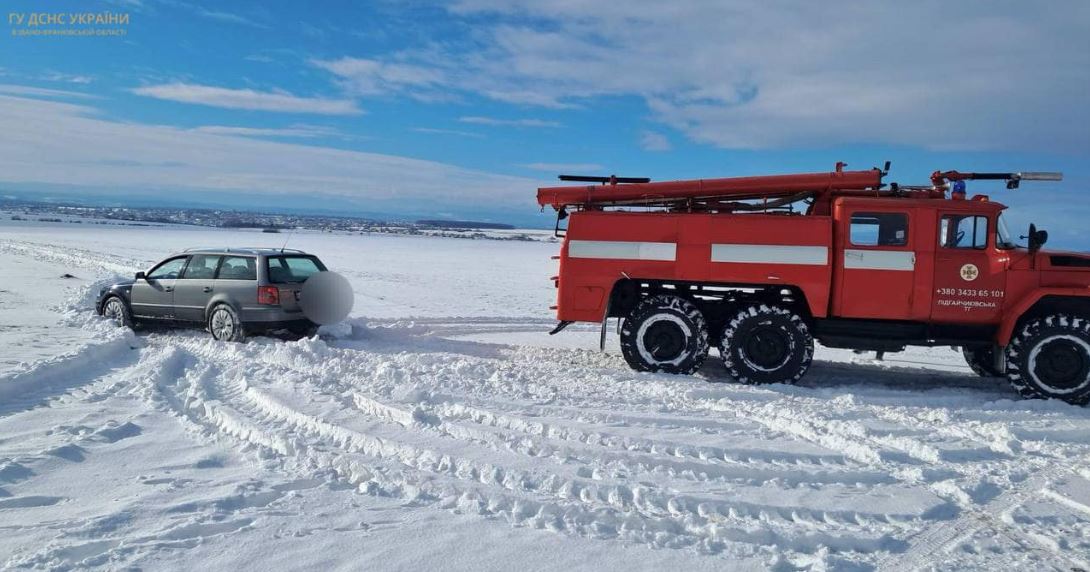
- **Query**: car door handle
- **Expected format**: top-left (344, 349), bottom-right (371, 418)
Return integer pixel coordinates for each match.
top-left (164, 286), bottom-right (174, 292)
top-left (203, 286), bottom-right (213, 293)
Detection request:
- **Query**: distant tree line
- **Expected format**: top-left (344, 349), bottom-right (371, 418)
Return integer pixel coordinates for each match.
top-left (415, 219), bottom-right (514, 230)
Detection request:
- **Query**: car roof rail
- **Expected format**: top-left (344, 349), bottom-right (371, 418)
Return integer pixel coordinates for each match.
top-left (180, 246), bottom-right (308, 254)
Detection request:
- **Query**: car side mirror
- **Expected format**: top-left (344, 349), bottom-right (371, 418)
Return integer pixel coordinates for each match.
top-left (135, 271), bottom-right (146, 281)
top-left (1028, 223), bottom-right (1049, 253)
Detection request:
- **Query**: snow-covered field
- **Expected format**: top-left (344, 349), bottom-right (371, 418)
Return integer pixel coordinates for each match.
top-left (1, 220), bottom-right (1089, 571)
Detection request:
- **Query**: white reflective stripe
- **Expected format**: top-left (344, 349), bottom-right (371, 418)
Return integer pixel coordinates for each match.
top-left (711, 244), bottom-right (828, 265)
top-left (843, 249), bottom-right (915, 271)
top-left (568, 240), bottom-right (676, 261)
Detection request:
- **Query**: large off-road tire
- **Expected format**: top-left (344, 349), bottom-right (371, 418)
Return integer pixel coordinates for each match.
top-left (208, 304), bottom-right (246, 342)
top-left (963, 346), bottom-right (1002, 377)
top-left (620, 295), bottom-right (709, 374)
top-left (1005, 314), bottom-right (1090, 405)
top-left (719, 304), bottom-right (813, 385)
top-left (100, 295), bottom-right (133, 329)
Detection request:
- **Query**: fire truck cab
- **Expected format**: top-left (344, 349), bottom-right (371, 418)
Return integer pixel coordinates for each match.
top-left (537, 165), bottom-right (1090, 404)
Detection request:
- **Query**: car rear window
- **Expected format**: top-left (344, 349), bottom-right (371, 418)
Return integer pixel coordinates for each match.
top-left (217, 256), bottom-right (257, 280)
top-left (265, 255), bottom-right (326, 283)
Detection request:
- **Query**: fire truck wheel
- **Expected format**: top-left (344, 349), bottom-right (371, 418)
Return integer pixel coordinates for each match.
top-left (620, 295), bottom-right (709, 374)
top-left (719, 304), bottom-right (813, 385)
top-left (963, 346), bottom-right (1002, 377)
top-left (1005, 314), bottom-right (1090, 405)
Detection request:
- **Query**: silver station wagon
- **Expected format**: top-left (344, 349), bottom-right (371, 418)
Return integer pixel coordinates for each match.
top-left (96, 247), bottom-right (325, 341)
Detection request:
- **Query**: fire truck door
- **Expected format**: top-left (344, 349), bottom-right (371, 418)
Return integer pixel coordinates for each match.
top-left (931, 213), bottom-right (1006, 323)
top-left (836, 210), bottom-right (917, 319)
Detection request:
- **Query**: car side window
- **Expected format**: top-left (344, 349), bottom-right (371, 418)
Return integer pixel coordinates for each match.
top-left (217, 256), bottom-right (256, 280)
top-left (850, 212), bottom-right (908, 247)
top-left (180, 254), bottom-right (221, 279)
top-left (939, 215), bottom-right (988, 249)
top-left (147, 257), bottom-right (187, 280)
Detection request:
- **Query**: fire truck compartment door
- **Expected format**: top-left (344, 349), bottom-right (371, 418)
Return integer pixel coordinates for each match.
top-left (836, 210), bottom-right (917, 320)
top-left (930, 213), bottom-right (1006, 323)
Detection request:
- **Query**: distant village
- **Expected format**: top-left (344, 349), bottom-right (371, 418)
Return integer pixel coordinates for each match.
top-left (0, 198), bottom-right (553, 242)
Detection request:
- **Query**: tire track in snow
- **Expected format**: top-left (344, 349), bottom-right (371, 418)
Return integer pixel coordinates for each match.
top-left (0, 240), bottom-right (144, 277)
top-left (242, 334), bottom-right (913, 475)
top-left (879, 461), bottom-right (1087, 572)
top-left (151, 341), bottom-right (924, 561)
top-left (144, 320), bottom-right (1028, 566)
top-left (418, 399), bottom-right (899, 487)
top-left (0, 331), bottom-right (140, 417)
top-left (0, 344), bottom-right (184, 483)
top-left (351, 393), bottom-right (899, 489)
top-left (183, 332), bottom-right (927, 491)
top-left (174, 329), bottom-right (959, 512)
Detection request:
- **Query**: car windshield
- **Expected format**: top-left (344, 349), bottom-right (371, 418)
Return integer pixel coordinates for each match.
top-left (996, 213), bottom-right (1021, 249)
top-left (265, 255), bottom-right (326, 283)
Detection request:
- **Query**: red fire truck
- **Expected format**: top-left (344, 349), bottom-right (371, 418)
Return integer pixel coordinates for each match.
top-left (536, 163), bottom-right (1090, 404)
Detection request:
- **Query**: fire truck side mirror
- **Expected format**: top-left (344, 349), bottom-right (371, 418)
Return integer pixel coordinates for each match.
top-left (1027, 223), bottom-right (1048, 253)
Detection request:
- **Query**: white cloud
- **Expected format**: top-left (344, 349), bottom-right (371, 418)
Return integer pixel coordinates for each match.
top-left (324, 1), bottom-right (1089, 152)
top-left (193, 7), bottom-right (268, 28)
top-left (459, 116), bottom-right (560, 128)
top-left (0, 84), bottom-right (97, 99)
top-left (0, 94), bottom-right (539, 217)
top-left (312, 57), bottom-right (448, 101)
top-left (132, 83), bottom-right (361, 115)
top-left (522, 163), bottom-right (604, 172)
top-left (40, 71), bottom-right (94, 84)
top-left (639, 131), bottom-right (670, 152)
top-left (190, 124), bottom-right (344, 138)
top-left (412, 127), bottom-right (484, 138)
top-left (152, 1), bottom-right (270, 29)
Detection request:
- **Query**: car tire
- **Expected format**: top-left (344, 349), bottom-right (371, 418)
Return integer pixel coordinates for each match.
top-left (1005, 314), bottom-right (1090, 405)
top-left (100, 295), bottom-right (134, 329)
top-left (719, 304), bottom-right (813, 385)
top-left (208, 304), bottom-right (246, 342)
top-left (963, 346), bottom-right (1002, 377)
top-left (619, 294), bottom-right (709, 374)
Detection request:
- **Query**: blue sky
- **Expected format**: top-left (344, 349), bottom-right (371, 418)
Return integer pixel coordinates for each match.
top-left (0, 1), bottom-right (1088, 240)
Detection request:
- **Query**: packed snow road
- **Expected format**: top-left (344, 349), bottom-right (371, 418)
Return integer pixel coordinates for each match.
top-left (1, 221), bottom-right (1089, 571)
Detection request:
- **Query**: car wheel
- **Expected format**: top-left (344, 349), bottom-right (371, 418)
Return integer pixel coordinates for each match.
top-left (208, 304), bottom-right (245, 342)
top-left (963, 346), bottom-right (1002, 377)
top-left (1005, 314), bottom-right (1090, 404)
top-left (101, 296), bottom-right (133, 329)
top-left (619, 294), bottom-right (709, 374)
top-left (719, 304), bottom-right (813, 385)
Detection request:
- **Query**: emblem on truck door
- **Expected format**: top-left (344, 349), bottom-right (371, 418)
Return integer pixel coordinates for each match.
top-left (960, 263), bottom-right (979, 281)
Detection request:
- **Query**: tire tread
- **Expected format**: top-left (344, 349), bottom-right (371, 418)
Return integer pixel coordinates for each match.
top-left (1005, 313), bottom-right (1090, 404)
top-left (619, 294), bottom-right (709, 374)
top-left (719, 303), bottom-right (813, 385)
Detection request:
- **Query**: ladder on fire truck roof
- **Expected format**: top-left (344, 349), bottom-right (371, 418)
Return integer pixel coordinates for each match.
top-left (536, 162), bottom-right (1062, 215)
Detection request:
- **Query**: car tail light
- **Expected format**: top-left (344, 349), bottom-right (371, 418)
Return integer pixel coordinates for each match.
top-left (257, 285), bottom-right (280, 305)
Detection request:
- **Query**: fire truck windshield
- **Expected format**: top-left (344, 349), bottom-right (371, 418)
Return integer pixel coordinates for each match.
top-left (996, 213), bottom-right (1020, 249)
